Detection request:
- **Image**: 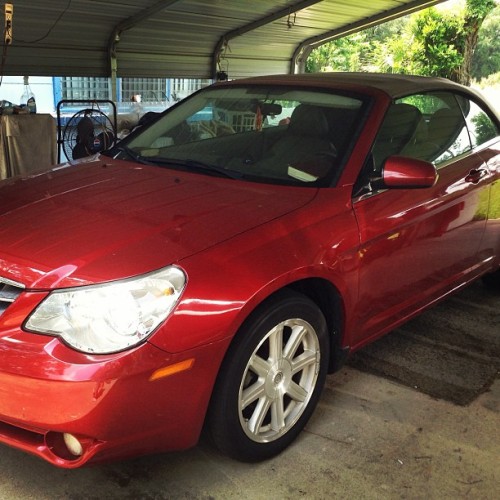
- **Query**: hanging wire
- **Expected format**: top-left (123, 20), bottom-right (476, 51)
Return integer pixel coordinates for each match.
top-left (1, 0), bottom-right (73, 87)
top-left (14, 0), bottom-right (73, 44)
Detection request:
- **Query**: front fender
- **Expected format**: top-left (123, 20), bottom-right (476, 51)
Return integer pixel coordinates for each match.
top-left (148, 189), bottom-right (360, 354)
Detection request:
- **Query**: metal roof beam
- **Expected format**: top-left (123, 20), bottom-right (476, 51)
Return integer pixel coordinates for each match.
top-left (108, 0), bottom-right (181, 100)
top-left (291, 0), bottom-right (447, 74)
top-left (212, 0), bottom-right (324, 80)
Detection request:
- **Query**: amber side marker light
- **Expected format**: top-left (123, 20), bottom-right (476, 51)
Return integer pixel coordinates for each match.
top-left (149, 358), bottom-right (195, 381)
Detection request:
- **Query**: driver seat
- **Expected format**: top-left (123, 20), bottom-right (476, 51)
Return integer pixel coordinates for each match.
top-left (259, 104), bottom-right (335, 178)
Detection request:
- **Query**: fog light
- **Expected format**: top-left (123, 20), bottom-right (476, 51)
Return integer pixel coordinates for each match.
top-left (63, 433), bottom-right (83, 456)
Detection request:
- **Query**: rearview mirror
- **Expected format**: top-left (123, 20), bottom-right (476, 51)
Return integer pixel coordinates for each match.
top-left (258, 102), bottom-right (283, 116)
top-left (379, 156), bottom-right (437, 189)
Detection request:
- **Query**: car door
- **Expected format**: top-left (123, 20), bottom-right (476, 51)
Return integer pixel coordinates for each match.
top-left (350, 91), bottom-right (494, 348)
top-left (460, 97), bottom-right (500, 268)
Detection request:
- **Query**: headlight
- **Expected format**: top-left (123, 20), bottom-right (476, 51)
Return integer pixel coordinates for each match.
top-left (25, 266), bottom-right (186, 354)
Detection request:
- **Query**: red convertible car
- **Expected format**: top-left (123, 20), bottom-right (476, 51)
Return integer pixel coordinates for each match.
top-left (0, 73), bottom-right (499, 468)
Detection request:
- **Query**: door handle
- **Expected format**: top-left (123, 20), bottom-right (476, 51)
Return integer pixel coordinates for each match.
top-left (465, 168), bottom-right (487, 184)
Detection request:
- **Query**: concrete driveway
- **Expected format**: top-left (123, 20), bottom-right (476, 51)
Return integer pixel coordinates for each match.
top-left (0, 282), bottom-right (498, 499)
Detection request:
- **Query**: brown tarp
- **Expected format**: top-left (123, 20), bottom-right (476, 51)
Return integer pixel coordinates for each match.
top-left (0, 114), bottom-right (57, 180)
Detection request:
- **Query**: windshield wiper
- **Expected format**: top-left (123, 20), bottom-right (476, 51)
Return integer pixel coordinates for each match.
top-left (144, 157), bottom-right (244, 179)
top-left (109, 148), bottom-right (243, 179)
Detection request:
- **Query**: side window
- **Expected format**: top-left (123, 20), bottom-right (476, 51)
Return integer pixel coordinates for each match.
top-left (394, 92), bottom-right (471, 167)
top-left (460, 99), bottom-right (499, 148)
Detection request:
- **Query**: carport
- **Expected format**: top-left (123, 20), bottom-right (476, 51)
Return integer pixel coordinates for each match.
top-left (1, 1), bottom-right (498, 498)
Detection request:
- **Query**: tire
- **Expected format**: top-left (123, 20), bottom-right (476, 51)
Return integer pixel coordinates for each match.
top-left (482, 269), bottom-right (500, 290)
top-left (207, 290), bottom-right (329, 462)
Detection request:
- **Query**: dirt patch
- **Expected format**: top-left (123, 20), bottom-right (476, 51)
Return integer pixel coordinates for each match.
top-left (349, 280), bottom-right (500, 405)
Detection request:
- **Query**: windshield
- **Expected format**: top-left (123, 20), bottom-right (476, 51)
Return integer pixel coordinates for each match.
top-left (115, 85), bottom-right (367, 186)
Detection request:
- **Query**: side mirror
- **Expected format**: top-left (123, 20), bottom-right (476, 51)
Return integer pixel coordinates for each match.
top-left (380, 155), bottom-right (437, 189)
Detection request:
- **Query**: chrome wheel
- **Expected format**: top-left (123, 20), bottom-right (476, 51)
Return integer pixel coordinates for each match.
top-left (238, 318), bottom-right (320, 443)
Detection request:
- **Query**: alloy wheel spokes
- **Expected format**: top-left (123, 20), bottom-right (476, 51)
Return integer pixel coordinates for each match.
top-left (239, 318), bottom-right (320, 442)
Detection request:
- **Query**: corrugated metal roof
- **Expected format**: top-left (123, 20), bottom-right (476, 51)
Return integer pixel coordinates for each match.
top-left (2, 0), bottom-right (446, 79)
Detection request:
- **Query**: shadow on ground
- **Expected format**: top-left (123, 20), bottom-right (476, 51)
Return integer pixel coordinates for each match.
top-left (348, 280), bottom-right (500, 405)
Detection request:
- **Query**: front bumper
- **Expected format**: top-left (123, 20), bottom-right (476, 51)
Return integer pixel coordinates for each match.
top-left (0, 294), bottom-right (229, 467)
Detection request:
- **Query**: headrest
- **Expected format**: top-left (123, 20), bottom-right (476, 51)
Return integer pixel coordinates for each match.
top-left (428, 107), bottom-right (464, 139)
top-left (288, 104), bottom-right (329, 137)
top-left (378, 103), bottom-right (421, 142)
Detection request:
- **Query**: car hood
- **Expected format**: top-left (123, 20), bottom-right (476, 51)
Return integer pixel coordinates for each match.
top-left (0, 158), bottom-right (317, 289)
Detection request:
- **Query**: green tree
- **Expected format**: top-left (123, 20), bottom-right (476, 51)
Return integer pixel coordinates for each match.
top-left (306, 0), bottom-right (498, 85)
top-left (306, 34), bottom-right (366, 73)
top-left (470, 5), bottom-right (500, 79)
top-left (305, 19), bottom-right (404, 73)
top-left (393, 7), bottom-right (465, 79)
top-left (458, 0), bottom-right (497, 84)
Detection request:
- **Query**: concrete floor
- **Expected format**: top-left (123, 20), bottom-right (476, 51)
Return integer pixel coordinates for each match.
top-left (0, 365), bottom-right (498, 499)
